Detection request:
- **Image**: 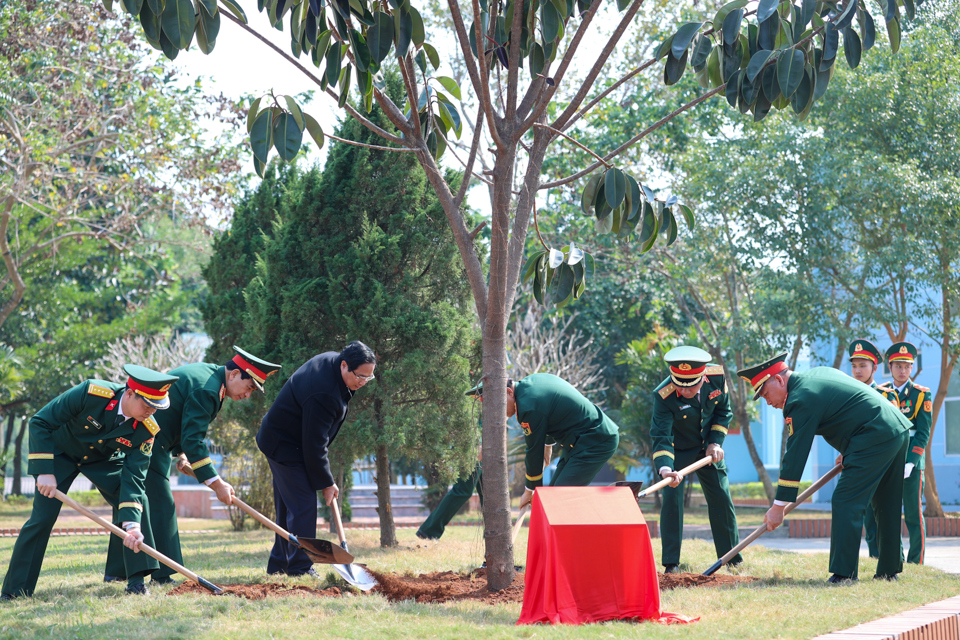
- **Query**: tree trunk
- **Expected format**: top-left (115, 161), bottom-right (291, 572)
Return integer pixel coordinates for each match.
top-left (923, 304), bottom-right (958, 517)
top-left (12, 416), bottom-right (26, 496)
top-left (375, 442), bottom-right (397, 547)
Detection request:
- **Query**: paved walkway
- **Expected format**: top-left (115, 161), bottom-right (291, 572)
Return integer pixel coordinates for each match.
top-left (755, 537), bottom-right (960, 574)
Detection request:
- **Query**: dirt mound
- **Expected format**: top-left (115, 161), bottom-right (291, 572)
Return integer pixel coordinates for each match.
top-left (168, 581), bottom-right (342, 600)
top-left (369, 568), bottom-right (525, 604)
top-left (659, 572), bottom-right (757, 590)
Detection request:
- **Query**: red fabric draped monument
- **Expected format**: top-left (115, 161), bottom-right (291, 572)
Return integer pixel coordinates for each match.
top-left (516, 486), bottom-right (696, 626)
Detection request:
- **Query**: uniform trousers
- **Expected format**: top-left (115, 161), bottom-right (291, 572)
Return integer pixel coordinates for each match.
top-left (416, 463), bottom-right (483, 540)
top-left (864, 463), bottom-right (924, 564)
top-left (549, 431), bottom-right (619, 487)
top-left (266, 458), bottom-right (318, 576)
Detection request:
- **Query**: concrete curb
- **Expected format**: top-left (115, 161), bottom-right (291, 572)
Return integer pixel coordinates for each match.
top-left (813, 594), bottom-right (960, 639)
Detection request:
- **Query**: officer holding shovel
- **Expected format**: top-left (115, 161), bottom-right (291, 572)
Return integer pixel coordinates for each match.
top-left (103, 347), bottom-right (281, 584)
top-left (1, 365), bottom-right (178, 599)
top-left (651, 346), bottom-right (740, 574)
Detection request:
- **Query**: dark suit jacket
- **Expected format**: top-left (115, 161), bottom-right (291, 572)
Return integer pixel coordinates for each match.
top-left (256, 352), bottom-right (353, 490)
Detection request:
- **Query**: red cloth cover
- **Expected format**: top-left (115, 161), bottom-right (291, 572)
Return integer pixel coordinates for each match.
top-left (517, 486), bottom-right (691, 625)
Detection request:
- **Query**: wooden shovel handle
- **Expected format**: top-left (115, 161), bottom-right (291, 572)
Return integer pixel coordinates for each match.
top-left (329, 496), bottom-right (347, 547)
top-left (54, 489), bottom-right (219, 592)
top-left (512, 504), bottom-right (530, 545)
top-left (231, 496), bottom-right (291, 542)
top-left (703, 463), bottom-right (843, 575)
top-left (638, 455), bottom-right (715, 498)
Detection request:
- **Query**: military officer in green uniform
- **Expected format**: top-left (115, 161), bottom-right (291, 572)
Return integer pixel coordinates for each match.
top-left (880, 341), bottom-right (931, 565)
top-left (743, 353), bottom-right (911, 583)
top-left (416, 460), bottom-right (482, 540)
top-left (651, 346), bottom-right (740, 573)
top-left (103, 347), bottom-right (281, 584)
top-left (472, 374), bottom-right (618, 510)
top-left (847, 340), bottom-right (900, 559)
top-left (0, 365), bottom-right (178, 599)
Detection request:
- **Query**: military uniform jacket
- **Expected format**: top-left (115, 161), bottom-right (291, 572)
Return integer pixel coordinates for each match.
top-left (777, 367), bottom-right (911, 502)
top-left (154, 363), bottom-right (226, 483)
top-left (514, 373), bottom-right (619, 490)
top-left (257, 352), bottom-right (353, 491)
top-left (651, 367), bottom-right (732, 472)
top-left (27, 380), bottom-right (159, 523)
top-left (879, 379), bottom-right (932, 468)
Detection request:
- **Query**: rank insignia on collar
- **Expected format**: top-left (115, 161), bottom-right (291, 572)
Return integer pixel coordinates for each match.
top-left (219, 384), bottom-right (225, 401)
top-left (709, 389), bottom-right (721, 400)
top-left (521, 422), bottom-right (531, 436)
top-left (115, 437), bottom-right (132, 447)
top-left (106, 399), bottom-right (118, 412)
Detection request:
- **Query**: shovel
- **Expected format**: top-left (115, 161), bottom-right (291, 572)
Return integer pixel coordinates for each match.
top-left (512, 504), bottom-right (530, 545)
top-left (54, 489), bottom-right (223, 594)
top-left (229, 495), bottom-right (354, 565)
top-left (611, 480), bottom-right (644, 502)
top-left (702, 463), bottom-right (843, 576)
top-left (636, 455), bottom-right (715, 499)
top-left (328, 497), bottom-right (378, 591)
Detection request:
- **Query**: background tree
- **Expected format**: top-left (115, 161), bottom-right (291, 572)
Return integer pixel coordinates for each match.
top-left (111, 0), bottom-right (921, 587)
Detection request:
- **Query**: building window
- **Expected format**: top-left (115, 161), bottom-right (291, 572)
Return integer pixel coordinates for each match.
top-left (946, 398), bottom-right (960, 456)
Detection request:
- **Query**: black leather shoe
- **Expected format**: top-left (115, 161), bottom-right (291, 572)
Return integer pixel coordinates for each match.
top-left (151, 576), bottom-right (176, 586)
top-left (103, 575), bottom-right (125, 583)
top-left (874, 573), bottom-right (899, 581)
top-left (415, 531), bottom-right (436, 540)
top-left (0, 593), bottom-right (15, 602)
top-left (663, 564), bottom-right (680, 574)
top-left (125, 583), bottom-right (149, 595)
top-left (827, 574), bottom-right (857, 584)
top-left (291, 567), bottom-right (319, 578)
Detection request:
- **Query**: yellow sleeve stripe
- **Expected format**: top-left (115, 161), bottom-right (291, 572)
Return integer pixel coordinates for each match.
top-left (652, 450), bottom-right (675, 460)
top-left (118, 502), bottom-right (143, 511)
top-left (29, 453), bottom-right (54, 460)
top-left (525, 472), bottom-right (543, 482)
top-left (191, 457), bottom-right (213, 470)
top-left (778, 479), bottom-right (801, 488)
top-left (711, 425), bottom-right (728, 434)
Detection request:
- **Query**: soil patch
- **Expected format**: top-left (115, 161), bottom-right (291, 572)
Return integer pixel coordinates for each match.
top-left (370, 568), bottom-right (525, 604)
top-left (168, 581), bottom-right (342, 600)
top-left (659, 572), bottom-right (758, 590)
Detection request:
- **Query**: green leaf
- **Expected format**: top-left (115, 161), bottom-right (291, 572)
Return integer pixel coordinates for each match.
top-left (281, 96), bottom-right (304, 130)
top-left (530, 43), bottom-right (545, 80)
top-left (790, 64), bottom-right (813, 114)
top-left (625, 175), bottom-right (642, 222)
top-left (139, 3), bottom-right (162, 42)
top-left (423, 43), bottom-right (441, 70)
top-left (640, 207), bottom-right (659, 253)
top-left (726, 69), bottom-right (742, 107)
top-left (761, 64), bottom-right (781, 102)
top-left (196, 0), bottom-right (216, 18)
top-left (302, 113), bottom-right (325, 150)
top-left (368, 11), bottom-right (395, 66)
top-left (757, 13), bottom-right (777, 51)
top-left (350, 29), bottom-right (371, 73)
top-left (522, 251), bottom-right (548, 283)
top-left (795, 67), bottom-right (816, 121)
top-left (272, 112), bottom-right (303, 161)
top-left (678, 204), bottom-right (695, 230)
top-left (799, 0), bottom-right (815, 29)
top-left (325, 42), bottom-right (342, 87)
top-left (552, 263), bottom-right (576, 305)
top-left (671, 22), bottom-right (704, 59)
top-left (580, 174), bottom-right (602, 216)
top-left (777, 49), bottom-right (805, 98)
top-left (664, 208), bottom-right (678, 246)
top-left (220, 0), bottom-right (247, 23)
top-left (158, 29), bottom-right (179, 60)
top-left (722, 8), bottom-right (744, 46)
top-left (663, 50), bottom-right (688, 86)
top-left (595, 209), bottom-right (614, 234)
top-left (746, 49), bottom-right (774, 83)
top-left (409, 4), bottom-right (425, 46)
top-left (638, 201), bottom-right (656, 245)
top-left (395, 8), bottom-right (413, 58)
top-left (903, 0), bottom-right (915, 20)
top-left (250, 109), bottom-right (273, 165)
top-left (655, 33), bottom-right (675, 61)
top-left (542, 2), bottom-right (560, 44)
top-left (338, 64), bottom-right (352, 108)
top-left (712, 0), bottom-right (749, 32)
top-left (843, 26), bottom-right (861, 69)
top-left (822, 22), bottom-right (839, 63)
top-left (756, 0), bottom-right (778, 23)
top-left (690, 34), bottom-right (713, 69)
top-left (886, 17), bottom-right (900, 55)
top-left (160, 0), bottom-right (195, 49)
top-left (254, 155), bottom-right (266, 179)
top-left (104, 0), bottom-right (115, 12)
top-left (436, 76), bottom-right (461, 101)
top-left (123, 0), bottom-right (144, 16)
top-left (315, 29), bottom-right (332, 63)
top-left (604, 167), bottom-right (627, 210)
top-left (195, 9), bottom-right (220, 54)
top-left (833, 0), bottom-right (858, 31)
top-left (860, 8), bottom-right (876, 51)
top-left (707, 46), bottom-right (722, 87)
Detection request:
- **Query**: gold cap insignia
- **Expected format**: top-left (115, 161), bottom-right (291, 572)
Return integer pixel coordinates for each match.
top-left (679, 363), bottom-right (692, 371)
top-left (855, 343), bottom-right (862, 352)
top-left (160, 384), bottom-right (171, 393)
top-left (900, 346), bottom-right (908, 354)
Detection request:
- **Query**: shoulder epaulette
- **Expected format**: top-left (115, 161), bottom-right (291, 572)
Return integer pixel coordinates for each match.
top-left (87, 383), bottom-right (115, 399)
top-left (658, 383), bottom-right (677, 399)
top-left (914, 384), bottom-right (930, 392)
top-left (142, 415), bottom-right (160, 436)
top-left (877, 382), bottom-right (894, 389)
top-left (705, 365), bottom-right (725, 376)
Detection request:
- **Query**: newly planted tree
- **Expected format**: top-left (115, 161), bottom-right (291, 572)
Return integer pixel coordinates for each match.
top-left (106, 0), bottom-right (917, 588)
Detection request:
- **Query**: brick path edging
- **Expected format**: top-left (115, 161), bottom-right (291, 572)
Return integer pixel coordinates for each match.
top-left (790, 517), bottom-right (960, 538)
top-left (813, 594), bottom-right (960, 639)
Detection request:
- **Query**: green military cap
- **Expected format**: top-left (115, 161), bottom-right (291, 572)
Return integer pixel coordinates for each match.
top-left (886, 341), bottom-right (917, 365)
top-left (231, 346), bottom-right (282, 392)
top-left (848, 339), bottom-right (882, 365)
top-left (464, 382), bottom-right (483, 398)
top-left (123, 364), bottom-right (179, 410)
top-left (737, 352), bottom-right (789, 400)
top-left (663, 345), bottom-right (712, 387)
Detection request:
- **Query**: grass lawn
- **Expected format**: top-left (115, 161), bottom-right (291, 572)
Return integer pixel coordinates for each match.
top-left (1, 516), bottom-right (958, 640)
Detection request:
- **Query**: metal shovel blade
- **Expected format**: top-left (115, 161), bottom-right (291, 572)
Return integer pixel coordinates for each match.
top-left (295, 536), bottom-right (355, 565)
top-left (332, 562), bottom-right (378, 591)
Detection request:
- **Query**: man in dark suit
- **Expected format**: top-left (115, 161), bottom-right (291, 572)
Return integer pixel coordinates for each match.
top-left (256, 341), bottom-right (376, 576)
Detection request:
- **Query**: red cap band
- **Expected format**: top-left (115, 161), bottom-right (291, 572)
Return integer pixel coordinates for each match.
top-left (851, 350), bottom-right (878, 365)
top-left (670, 364), bottom-right (706, 377)
top-left (750, 361), bottom-right (788, 387)
top-left (127, 378), bottom-right (167, 400)
top-left (232, 354), bottom-right (268, 382)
